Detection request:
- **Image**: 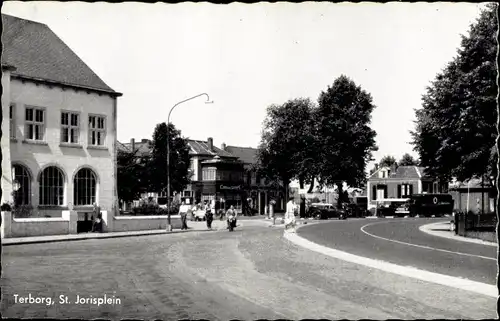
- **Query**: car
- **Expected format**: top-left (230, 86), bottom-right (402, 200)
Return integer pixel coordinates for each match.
top-left (307, 203), bottom-right (342, 220)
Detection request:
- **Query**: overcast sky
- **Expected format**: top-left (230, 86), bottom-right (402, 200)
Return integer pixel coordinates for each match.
top-left (2, 1), bottom-right (487, 167)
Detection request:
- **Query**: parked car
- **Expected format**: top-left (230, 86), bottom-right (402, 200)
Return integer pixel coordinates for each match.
top-left (409, 193), bottom-right (454, 217)
top-left (307, 203), bottom-right (342, 220)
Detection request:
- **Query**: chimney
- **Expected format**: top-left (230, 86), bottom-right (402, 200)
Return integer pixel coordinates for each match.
top-left (207, 137), bottom-right (213, 151)
top-left (375, 164), bottom-right (379, 171)
top-left (130, 138), bottom-right (135, 151)
top-left (390, 163), bottom-right (397, 175)
top-left (221, 143), bottom-right (226, 151)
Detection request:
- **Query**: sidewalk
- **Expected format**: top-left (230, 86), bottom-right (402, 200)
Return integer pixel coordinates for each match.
top-left (419, 221), bottom-right (497, 247)
top-left (2, 219), bottom-right (271, 246)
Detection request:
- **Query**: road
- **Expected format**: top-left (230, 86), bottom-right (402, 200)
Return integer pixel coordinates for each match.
top-left (1, 223), bottom-right (496, 319)
top-left (298, 218), bottom-right (497, 285)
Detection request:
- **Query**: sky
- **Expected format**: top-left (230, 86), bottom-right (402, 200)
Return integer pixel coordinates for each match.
top-left (2, 1), bottom-right (488, 170)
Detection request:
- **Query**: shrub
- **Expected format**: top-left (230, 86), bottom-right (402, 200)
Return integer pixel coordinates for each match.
top-left (13, 205), bottom-right (34, 218)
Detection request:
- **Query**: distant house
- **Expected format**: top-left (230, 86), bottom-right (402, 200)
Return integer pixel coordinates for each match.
top-left (367, 164), bottom-right (447, 210)
top-left (448, 178), bottom-right (496, 214)
top-left (224, 144), bottom-right (285, 213)
top-left (117, 137), bottom-right (285, 214)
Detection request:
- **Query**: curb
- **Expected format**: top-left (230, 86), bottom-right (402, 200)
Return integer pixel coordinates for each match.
top-left (286, 225), bottom-right (497, 298)
top-left (1, 219), bottom-right (274, 246)
top-left (1, 228), bottom-right (219, 246)
top-left (419, 222), bottom-right (497, 247)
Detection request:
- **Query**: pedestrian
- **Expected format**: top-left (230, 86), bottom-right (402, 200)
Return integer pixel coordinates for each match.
top-left (284, 198), bottom-right (297, 233)
top-left (225, 205), bottom-right (237, 229)
top-left (206, 201), bottom-right (214, 229)
top-left (179, 201), bottom-right (188, 230)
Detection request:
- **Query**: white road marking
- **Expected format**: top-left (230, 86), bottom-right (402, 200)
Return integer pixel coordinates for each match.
top-left (360, 222), bottom-right (496, 261)
top-left (284, 232), bottom-right (497, 298)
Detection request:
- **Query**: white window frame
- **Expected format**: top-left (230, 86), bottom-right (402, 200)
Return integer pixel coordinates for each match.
top-left (73, 168), bottom-right (97, 206)
top-left (39, 166), bottom-right (65, 206)
top-left (10, 104), bottom-right (16, 139)
top-left (202, 168), bottom-right (216, 181)
top-left (61, 111), bottom-right (80, 144)
top-left (25, 106), bottom-right (45, 141)
top-left (88, 114), bottom-right (106, 146)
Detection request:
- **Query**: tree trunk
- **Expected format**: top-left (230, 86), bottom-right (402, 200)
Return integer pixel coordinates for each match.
top-left (336, 182), bottom-right (343, 209)
top-left (307, 176), bottom-right (315, 193)
top-left (299, 176), bottom-right (306, 218)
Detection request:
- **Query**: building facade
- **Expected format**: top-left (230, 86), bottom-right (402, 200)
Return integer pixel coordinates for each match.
top-left (1, 14), bottom-right (121, 217)
top-left (367, 165), bottom-right (447, 210)
top-left (118, 137), bottom-right (285, 214)
top-left (224, 144), bottom-right (285, 214)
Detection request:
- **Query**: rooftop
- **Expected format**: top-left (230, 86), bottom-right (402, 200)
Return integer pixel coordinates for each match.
top-left (1, 14), bottom-right (120, 96)
top-left (224, 145), bottom-right (259, 165)
top-left (369, 166), bottom-right (429, 180)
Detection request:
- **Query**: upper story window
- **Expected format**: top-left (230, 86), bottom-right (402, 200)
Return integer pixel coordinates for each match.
top-left (25, 107), bottom-right (45, 141)
top-left (378, 170), bottom-right (388, 179)
top-left (89, 115), bottom-right (106, 146)
top-left (10, 104), bottom-right (15, 139)
top-left (202, 168), bottom-right (216, 181)
top-left (61, 111), bottom-right (80, 144)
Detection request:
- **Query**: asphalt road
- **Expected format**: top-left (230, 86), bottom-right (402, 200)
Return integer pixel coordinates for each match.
top-left (298, 218), bottom-right (498, 285)
top-left (1, 224), bottom-right (496, 319)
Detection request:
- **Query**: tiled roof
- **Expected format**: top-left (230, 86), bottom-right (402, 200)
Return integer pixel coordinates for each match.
top-left (117, 139), bottom-right (236, 159)
top-left (224, 146), bottom-right (258, 165)
top-left (369, 166), bottom-right (428, 180)
top-left (1, 14), bottom-right (120, 95)
top-left (120, 140), bottom-right (152, 158)
top-left (188, 140), bottom-right (236, 158)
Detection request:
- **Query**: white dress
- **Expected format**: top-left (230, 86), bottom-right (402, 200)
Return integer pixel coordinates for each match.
top-left (284, 202), bottom-right (297, 232)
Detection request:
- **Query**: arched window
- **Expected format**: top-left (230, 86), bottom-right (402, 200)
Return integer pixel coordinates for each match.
top-left (12, 164), bottom-right (31, 206)
top-left (74, 168), bottom-right (97, 206)
top-left (39, 166), bottom-right (65, 206)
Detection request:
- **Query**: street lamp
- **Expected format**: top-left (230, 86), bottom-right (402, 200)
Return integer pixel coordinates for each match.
top-left (166, 93), bottom-right (213, 231)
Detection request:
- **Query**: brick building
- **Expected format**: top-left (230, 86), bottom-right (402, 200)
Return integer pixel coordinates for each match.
top-left (367, 164), bottom-right (447, 210)
top-left (1, 14), bottom-right (122, 217)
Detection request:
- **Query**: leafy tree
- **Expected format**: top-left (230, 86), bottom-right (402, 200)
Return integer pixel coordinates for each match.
top-left (257, 98), bottom-right (318, 205)
top-left (379, 155), bottom-right (398, 168)
top-left (316, 75), bottom-right (378, 208)
top-left (147, 123), bottom-right (191, 195)
top-left (117, 147), bottom-right (148, 204)
top-left (411, 4), bottom-right (498, 184)
top-left (399, 153), bottom-right (419, 166)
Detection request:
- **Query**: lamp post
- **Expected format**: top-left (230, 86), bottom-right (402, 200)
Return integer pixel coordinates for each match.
top-left (166, 93), bottom-right (212, 231)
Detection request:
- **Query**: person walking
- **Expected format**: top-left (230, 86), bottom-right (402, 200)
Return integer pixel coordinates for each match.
top-left (284, 198), bottom-right (298, 233)
top-left (206, 201), bottom-right (214, 229)
top-left (179, 201), bottom-right (188, 230)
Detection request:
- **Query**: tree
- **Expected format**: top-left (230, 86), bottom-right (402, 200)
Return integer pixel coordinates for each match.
top-left (379, 155), bottom-right (398, 168)
top-left (411, 4), bottom-right (498, 183)
top-left (117, 147), bottom-right (148, 205)
top-left (257, 98), bottom-right (318, 205)
top-left (316, 75), bottom-right (378, 208)
top-left (147, 123), bottom-right (192, 195)
top-left (399, 153), bottom-right (419, 166)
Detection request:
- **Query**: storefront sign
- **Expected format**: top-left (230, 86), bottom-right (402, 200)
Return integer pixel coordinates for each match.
top-left (220, 185), bottom-right (241, 191)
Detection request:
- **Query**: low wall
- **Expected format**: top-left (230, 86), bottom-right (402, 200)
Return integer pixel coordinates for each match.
top-left (1, 211), bottom-right (71, 238)
top-left (112, 214), bottom-right (182, 232)
top-left (1, 210), bottom-right (183, 238)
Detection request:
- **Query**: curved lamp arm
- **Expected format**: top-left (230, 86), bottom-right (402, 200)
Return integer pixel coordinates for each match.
top-left (168, 93), bottom-right (211, 124)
